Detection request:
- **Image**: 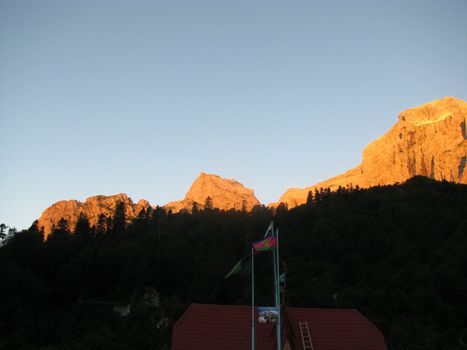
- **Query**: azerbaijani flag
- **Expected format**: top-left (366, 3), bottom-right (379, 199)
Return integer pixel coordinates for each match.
top-left (252, 236), bottom-right (277, 251)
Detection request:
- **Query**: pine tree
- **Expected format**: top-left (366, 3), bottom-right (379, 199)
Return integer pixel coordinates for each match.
top-left (204, 196), bottom-right (213, 210)
top-left (74, 213), bottom-right (91, 239)
top-left (112, 201), bottom-right (126, 234)
top-left (0, 223), bottom-right (7, 244)
top-left (306, 191), bottom-right (314, 207)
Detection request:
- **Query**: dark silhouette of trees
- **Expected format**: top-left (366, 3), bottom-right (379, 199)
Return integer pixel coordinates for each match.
top-left (204, 196), bottom-right (213, 210)
top-left (0, 223), bottom-right (7, 242)
top-left (112, 201), bottom-right (126, 234)
top-left (74, 213), bottom-right (91, 239)
top-left (306, 191), bottom-right (313, 207)
top-left (191, 202), bottom-right (200, 214)
top-left (95, 213), bottom-right (108, 235)
top-left (0, 177), bottom-right (466, 349)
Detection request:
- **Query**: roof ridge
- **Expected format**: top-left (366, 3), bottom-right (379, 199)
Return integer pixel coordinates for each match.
top-left (172, 303), bottom-right (195, 332)
top-left (191, 303), bottom-right (359, 312)
top-left (191, 303), bottom-right (253, 309)
top-left (285, 306), bottom-right (357, 312)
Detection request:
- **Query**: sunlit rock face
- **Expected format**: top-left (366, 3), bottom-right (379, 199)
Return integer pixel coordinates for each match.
top-left (38, 194), bottom-right (150, 235)
top-left (164, 172), bottom-right (260, 213)
top-left (36, 97), bottom-right (467, 229)
top-left (276, 97), bottom-right (467, 208)
top-left (37, 173), bottom-right (260, 235)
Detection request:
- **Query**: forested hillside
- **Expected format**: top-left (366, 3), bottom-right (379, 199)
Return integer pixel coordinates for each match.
top-left (1, 177), bottom-right (466, 350)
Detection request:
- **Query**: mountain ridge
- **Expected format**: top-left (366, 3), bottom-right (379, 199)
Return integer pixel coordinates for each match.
top-left (37, 96), bottom-right (467, 233)
top-left (163, 172), bottom-right (260, 213)
top-left (37, 193), bottom-right (150, 235)
top-left (273, 96), bottom-right (467, 208)
top-left (37, 173), bottom-right (260, 235)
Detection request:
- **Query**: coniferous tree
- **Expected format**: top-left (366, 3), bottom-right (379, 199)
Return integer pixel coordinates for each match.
top-left (204, 196), bottom-right (213, 210)
top-left (192, 202), bottom-right (200, 214)
top-left (74, 213), bottom-right (91, 239)
top-left (112, 201), bottom-right (126, 234)
top-left (95, 213), bottom-right (108, 235)
top-left (0, 177), bottom-right (466, 350)
top-left (49, 218), bottom-right (70, 239)
top-left (306, 191), bottom-right (313, 207)
top-left (0, 223), bottom-right (7, 245)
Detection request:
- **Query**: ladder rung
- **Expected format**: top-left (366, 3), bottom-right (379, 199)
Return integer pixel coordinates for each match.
top-left (299, 321), bottom-right (314, 350)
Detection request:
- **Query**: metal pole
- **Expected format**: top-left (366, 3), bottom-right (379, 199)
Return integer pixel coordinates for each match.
top-left (251, 247), bottom-right (255, 350)
top-left (271, 221), bottom-right (278, 313)
top-left (276, 228), bottom-right (281, 350)
top-left (271, 222), bottom-right (279, 344)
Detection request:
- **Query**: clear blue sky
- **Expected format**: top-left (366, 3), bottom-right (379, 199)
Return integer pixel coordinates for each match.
top-left (1, 0), bottom-right (466, 230)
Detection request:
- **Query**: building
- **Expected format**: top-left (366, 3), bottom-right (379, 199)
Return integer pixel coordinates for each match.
top-left (172, 304), bottom-right (387, 350)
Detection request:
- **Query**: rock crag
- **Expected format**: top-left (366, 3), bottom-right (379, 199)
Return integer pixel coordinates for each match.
top-left (164, 172), bottom-right (260, 213)
top-left (36, 97), bottom-right (467, 231)
top-left (37, 173), bottom-right (260, 235)
top-left (38, 194), bottom-right (150, 235)
top-left (276, 97), bottom-right (467, 208)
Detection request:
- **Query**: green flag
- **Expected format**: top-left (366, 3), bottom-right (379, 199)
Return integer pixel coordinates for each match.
top-left (279, 272), bottom-right (287, 283)
top-left (224, 255), bottom-right (252, 279)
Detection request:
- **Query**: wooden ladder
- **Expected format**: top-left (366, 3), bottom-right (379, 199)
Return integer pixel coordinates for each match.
top-left (299, 321), bottom-right (314, 350)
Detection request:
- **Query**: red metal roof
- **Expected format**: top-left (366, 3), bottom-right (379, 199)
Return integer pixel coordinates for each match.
top-left (173, 304), bottom-right (387, 350)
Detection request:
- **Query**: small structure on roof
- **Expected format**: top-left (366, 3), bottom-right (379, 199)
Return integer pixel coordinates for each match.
top-left (172, 304), bottom-right (387, 350)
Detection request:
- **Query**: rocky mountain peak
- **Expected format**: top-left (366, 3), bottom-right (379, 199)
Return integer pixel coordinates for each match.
top-left (164, 172), bottom-right (260, 212)
top-left (38, 193), bottom-right (150, 236)
top-left (35, 97), bottom-right (466, 232)
top-left (397, 96), bottom-right (464, 125)
top-left (275, 97), bottom-right (467, 208)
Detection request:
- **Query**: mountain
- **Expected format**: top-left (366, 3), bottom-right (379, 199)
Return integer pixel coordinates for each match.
top-left (37, 173), bottom-right (260, 234)
top-left (164, 172), bottom-right (260, 212)
top-left (36, 97), bottom-right (466, 231)
top-left (5, 178), bottom-right (467, 350)
top-left (276, 97), bottom-right (467, 208)
top-left (37, 194), bottom-right (150, 235)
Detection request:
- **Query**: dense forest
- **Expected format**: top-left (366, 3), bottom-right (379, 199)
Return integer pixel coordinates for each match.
top-left (1, 176), bottom-right (466, 350)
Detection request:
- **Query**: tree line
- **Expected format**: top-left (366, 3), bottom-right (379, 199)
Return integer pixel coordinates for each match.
top-left (0, 176), bottom-right (466, 350)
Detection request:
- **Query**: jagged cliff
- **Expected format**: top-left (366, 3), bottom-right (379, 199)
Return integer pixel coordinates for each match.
top-left (276, 97), bottom-right (467, 208)
top-left (37, 173), bottom-right (260, 234)
top-left (37, 194), bottom-right (150, 235)
top-left (164, 172), bottom-right (260, 212)
top-left (37, 97), bottom-right (467, 232)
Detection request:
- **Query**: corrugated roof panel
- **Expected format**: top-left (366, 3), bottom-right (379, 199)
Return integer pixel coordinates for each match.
top-left (173, 304), bottom-right (387, 350)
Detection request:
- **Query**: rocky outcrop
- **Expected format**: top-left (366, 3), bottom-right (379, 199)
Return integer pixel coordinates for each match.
top-left (38, 193), bottom-right (150, 235)
top-left (37, 97), bottom-right (466, 230)
top-left (164, 172), bottom-right (260, 212)
top-left (38, 173), bottom-right (261, 234)
top-left (276, 97), bottom-right (467, 208)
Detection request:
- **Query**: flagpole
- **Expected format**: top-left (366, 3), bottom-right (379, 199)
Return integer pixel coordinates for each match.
top-left (271, 221), bottom-right (278, 326)
top-left (276, 228), bottom-right (281, 350)
top-left (251, 247), bottom-right (255, 350)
